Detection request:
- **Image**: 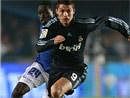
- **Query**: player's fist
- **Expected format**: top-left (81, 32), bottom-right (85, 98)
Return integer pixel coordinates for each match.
top-left (54, 35), bottom-right (65, 44)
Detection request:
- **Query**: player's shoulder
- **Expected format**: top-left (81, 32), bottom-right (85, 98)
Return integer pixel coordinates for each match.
top-left (75, 17), bottom-right (96, 24)
top-left (44, 17), bottom-right (58, 28)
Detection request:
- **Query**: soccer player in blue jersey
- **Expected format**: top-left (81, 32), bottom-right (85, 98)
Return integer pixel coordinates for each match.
top-left (11, 2), bottom-right (56, 98)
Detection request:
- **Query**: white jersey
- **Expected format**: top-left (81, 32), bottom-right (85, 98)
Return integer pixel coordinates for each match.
top-left (19, 62), bottom-right (49, 89)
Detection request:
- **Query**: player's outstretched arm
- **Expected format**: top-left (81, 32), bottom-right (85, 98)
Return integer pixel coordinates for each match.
top-left (105, 16), bottom-right (130, 40)
top-left (36, 35), bottom-right (65, 52)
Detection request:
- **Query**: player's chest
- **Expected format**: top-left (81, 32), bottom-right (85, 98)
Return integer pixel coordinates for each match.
top-left (56, 26), bottom-right (85, 44)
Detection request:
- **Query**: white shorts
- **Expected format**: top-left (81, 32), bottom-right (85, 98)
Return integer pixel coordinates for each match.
top-left (18, 62), bottom-right (49, 89)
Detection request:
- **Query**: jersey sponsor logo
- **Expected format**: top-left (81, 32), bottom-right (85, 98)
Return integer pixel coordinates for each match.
top-left (59, 36), bottom-right (83, 52)
top-left (39, 29), bottom-right (48, 38)
top-left (71, 73), bottom-right (78, 81)
top-left (59, 42), bottom-right (81, 52)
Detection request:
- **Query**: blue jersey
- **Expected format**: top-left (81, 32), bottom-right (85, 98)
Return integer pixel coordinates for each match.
top-left (35, 17), bottom-right (57, 73)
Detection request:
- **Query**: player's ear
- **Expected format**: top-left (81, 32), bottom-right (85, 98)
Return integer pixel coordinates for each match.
top-left (55, 7), bottom-right (58, 16)
top-left (73, 8), bottom-right (75, 15)
top-left (71, 4), bottom-right (75, 15)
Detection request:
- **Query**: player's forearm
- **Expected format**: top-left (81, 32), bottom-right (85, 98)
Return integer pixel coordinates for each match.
top-left (36, 39), bottom-right (55, 52)
top-left (105, 16), bottom-right (130, 39)
top-left (36, 35), bottom-right (65, 52)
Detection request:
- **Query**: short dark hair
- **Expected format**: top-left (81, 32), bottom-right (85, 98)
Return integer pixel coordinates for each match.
top-left (57, 0), bottom-right (74, 5)
top-left (56, 0), bottom-right (75, 8)
top-left (38, 0), bottom-right (52, 11)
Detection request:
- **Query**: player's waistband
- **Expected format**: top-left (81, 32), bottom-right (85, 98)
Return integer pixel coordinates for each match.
top-left (52, 63), bottom-right (88, 71)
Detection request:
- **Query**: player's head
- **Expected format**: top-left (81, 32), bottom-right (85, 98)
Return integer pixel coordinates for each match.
top-left (55, 0), bottom-right (75, 26)
top-left (38, 2), bottom-right (53, 24)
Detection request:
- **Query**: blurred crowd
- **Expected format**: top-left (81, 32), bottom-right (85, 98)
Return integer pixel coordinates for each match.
top-left (1, 11), bottom-right (39, 62)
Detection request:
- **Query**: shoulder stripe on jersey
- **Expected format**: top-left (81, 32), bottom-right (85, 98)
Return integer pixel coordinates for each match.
top-left (45, 17), bottom-right (57, 27)
top-left (108, 16), bottom-right (130, 32)
top-left (76, 18), bottom-right (96, 24)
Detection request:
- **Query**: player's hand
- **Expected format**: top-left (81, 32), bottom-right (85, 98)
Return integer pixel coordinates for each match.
top-left (54, 35), bottom-right (65, 44)
top-left (128, 36), bottom-right (130, 41)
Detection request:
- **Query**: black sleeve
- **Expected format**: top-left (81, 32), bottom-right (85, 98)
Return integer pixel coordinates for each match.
top-left (87, 16), bottom-right (130, 39)
top-left (105, 16), bottom-right (130, 39)
top-left (86, 17), bottom-right (108, 32)
top-left (36, 39), bottom-right (55, 52)
top-left (35, 24), bottom-right (56, 53)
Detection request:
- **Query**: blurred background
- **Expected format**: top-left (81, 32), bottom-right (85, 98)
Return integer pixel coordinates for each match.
top-left (1, 0), bottom-right (130, 98)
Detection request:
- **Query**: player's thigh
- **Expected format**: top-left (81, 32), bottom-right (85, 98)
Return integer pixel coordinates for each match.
top-left (19, 62), bottom-right (49, 89)
top-left (62, 68), bottom-right (87, 89)
top-left (47, 66), bottom-right (87, 96)
top-left (51, 77), bottom-right (72, 94)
